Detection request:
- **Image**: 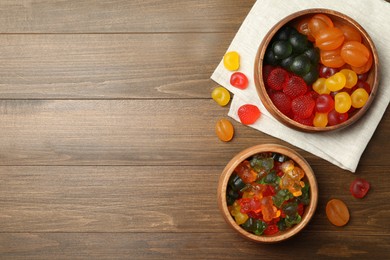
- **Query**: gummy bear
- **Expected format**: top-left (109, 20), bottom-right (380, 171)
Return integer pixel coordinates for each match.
top-left (279, 161), bottom-right (305, 197)
top-left (230, 201), bottom-right (248, 225)
top-left (260, 196), bottom-right (281, 222)
top-left (235, 160), bottom-right (258, 184)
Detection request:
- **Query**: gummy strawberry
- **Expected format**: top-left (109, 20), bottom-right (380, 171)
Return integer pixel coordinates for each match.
top-left (238, 104), bottom-right (261, 125)
top-left (283, 75), bottom-right (308, 98)
top-left (266, 67), bottom-right (289, 90)
top-left (291, 95), bottom-right (315, 119)
top-left (293, 113), bottom-right (314, 126)
top-left (263, 64), bottom-right (274, 83)
top-left (269, 91), bottom-right (292, 116)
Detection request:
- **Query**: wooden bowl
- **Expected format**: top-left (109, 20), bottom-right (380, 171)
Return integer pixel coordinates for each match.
top-left (254, 9), bottom-right (379, 132)
top-left (217, 144), bottom-right (318, 243)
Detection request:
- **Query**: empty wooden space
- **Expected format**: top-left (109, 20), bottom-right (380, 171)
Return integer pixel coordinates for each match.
top-left (0, 1), bottom-right (389, 259)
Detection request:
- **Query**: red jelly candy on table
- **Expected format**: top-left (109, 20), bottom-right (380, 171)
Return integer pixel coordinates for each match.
top-left (269, 91), bottom-right (292, 116)
top-left (291, 95), bottom-right (315, 119)
top-left (283, 75), bottom-right (308, 99)
top-left (267, 67), bottom-right (289, 90)
top-left (327, 109), bottom-right (348, 126)
top-left (315, 94), bottom-right (335, 113)
top-left (293, 113), bottom-right (314, 126)
top-left (263, 224), bottom-right (279, 235)
top-left (238, 104), bottom-right (261, 125)
top-left (350, 178), bottom-right (370, 198)
top-left (230, 72), bottom-right (248, 89)
top-left (319, 65), bottom-right (338, 78)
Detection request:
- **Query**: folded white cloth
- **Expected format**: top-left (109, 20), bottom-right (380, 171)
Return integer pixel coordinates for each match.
top-left (211, 0), bottom-right (390, 172)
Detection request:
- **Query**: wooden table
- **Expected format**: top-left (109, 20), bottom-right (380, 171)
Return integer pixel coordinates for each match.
top-left (0, 1), bottom-right (389, 259)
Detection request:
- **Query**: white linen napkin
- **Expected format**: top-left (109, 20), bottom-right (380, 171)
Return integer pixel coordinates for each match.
top-left (211, 0), bottom-right (390, 172)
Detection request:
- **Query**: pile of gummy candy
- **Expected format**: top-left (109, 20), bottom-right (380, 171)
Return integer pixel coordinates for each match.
top-left (263, 13), bottom-right (374, 127)
top-left (226, 152), bottom-right (310, 236)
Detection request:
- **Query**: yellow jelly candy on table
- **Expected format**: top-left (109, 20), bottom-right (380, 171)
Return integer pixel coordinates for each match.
top-left (313, 112), bottom-right (328, 127)
top-left (334, 92), bottom-right (352, 113)
top-left (223, 51), bottom-right (240, 71)
top-left (339, 69), bottom-right (358, 89)
top-left (351, 88), bottom-right (369, 108)
top-left (211, 86), bottom-right (230, 106)
top-left (312, 78), bottom-right (330, 94)
top-left (325, 72), bottom-right (346, 92)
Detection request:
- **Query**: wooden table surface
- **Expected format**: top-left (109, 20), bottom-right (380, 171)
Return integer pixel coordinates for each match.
top-left (0, 1), bottom-right (389, 259)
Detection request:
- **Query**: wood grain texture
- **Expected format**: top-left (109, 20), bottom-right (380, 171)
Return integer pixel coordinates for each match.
top-left (0, 0), bottom-right (255, 33)
top-left (0, 34), bottom-right (231, 99)
top-left (1, 232), bottom-right (389, 259)
top-left (0, 0), bottom-right (389, 259)
top-left (1, 165), bottom-right (389, 234)
top-left (0, 100), bottom-right (388, 166)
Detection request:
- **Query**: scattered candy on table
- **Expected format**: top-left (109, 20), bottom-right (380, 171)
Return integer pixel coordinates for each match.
top-left (211, 86), bottom-right (230, 106)
top-left (326, 198), bottom-right (350, 227)
top-left (215, 119), bottom-right (234, 142)
top-left (223, 51), bottom-right (240, 71)
top-left (230, 72), bottom-right (249, 89)
top-left (350, 178), bottom-right (370, 199)
top-left (237, 104), bottom-right (261, 125)
top-left (226, 152), bottom-right (311, 236)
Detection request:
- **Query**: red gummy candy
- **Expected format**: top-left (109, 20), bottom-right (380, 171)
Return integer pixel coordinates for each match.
top-left (350, 178), bottom-right (370, 199)
top-left (263, 224), bottom-right (279, 235)
top-left (269, 91), bottom-right (292, 116)
top-left (293, 113), bottom-right (314, 126)
top-left (291, 95), bottom-right (315, 119)
top-left (267, 67), bottom-right (289, 90)
top-left (327, 109), bottom-right (348, 126)
top-left (230, 72), bottom-right (248, 89)
top-left (316, 94), bottom-right (335, 113)
top-left (238, 104), bottom-right (261, 125)
top-left (283, 75), bottom-right (308, 99)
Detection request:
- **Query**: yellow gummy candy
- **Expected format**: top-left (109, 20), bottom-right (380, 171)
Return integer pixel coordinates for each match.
top-left (223, 51), bottom-right (240, 71)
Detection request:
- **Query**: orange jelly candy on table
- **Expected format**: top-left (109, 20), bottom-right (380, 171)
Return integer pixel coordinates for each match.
top-left (315, 27), bottom-right (345, 51)
top-left (296, 17), bottom-right (315, 42)
top-left (326, 199), bottom-right (350, 226)
top-left (341, 41), bottom-right (370, 67)
top-left (320, 48), bottom-right (345, 68)
top-left (351, 54), bottom-right (373, 74)
top-left (351, 88), bottom-right (369, 108)
top-left (308, 14), bottom-right (334, 38)
top-left (215, 119), bottom-right (234, 142)
top-left (337, 23), bottom-right (362, 42)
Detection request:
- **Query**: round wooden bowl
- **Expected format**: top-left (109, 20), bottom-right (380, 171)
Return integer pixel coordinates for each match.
top-left (217, 144), bottom-right (318, 243)
top-left (254, 9), bottom-right (379, 132)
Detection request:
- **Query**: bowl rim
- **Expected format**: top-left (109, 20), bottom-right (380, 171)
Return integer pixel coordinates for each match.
top-left (254, 8), bottom-right (380, 132)
top-left (217, 144), bottom-right (318, 243)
